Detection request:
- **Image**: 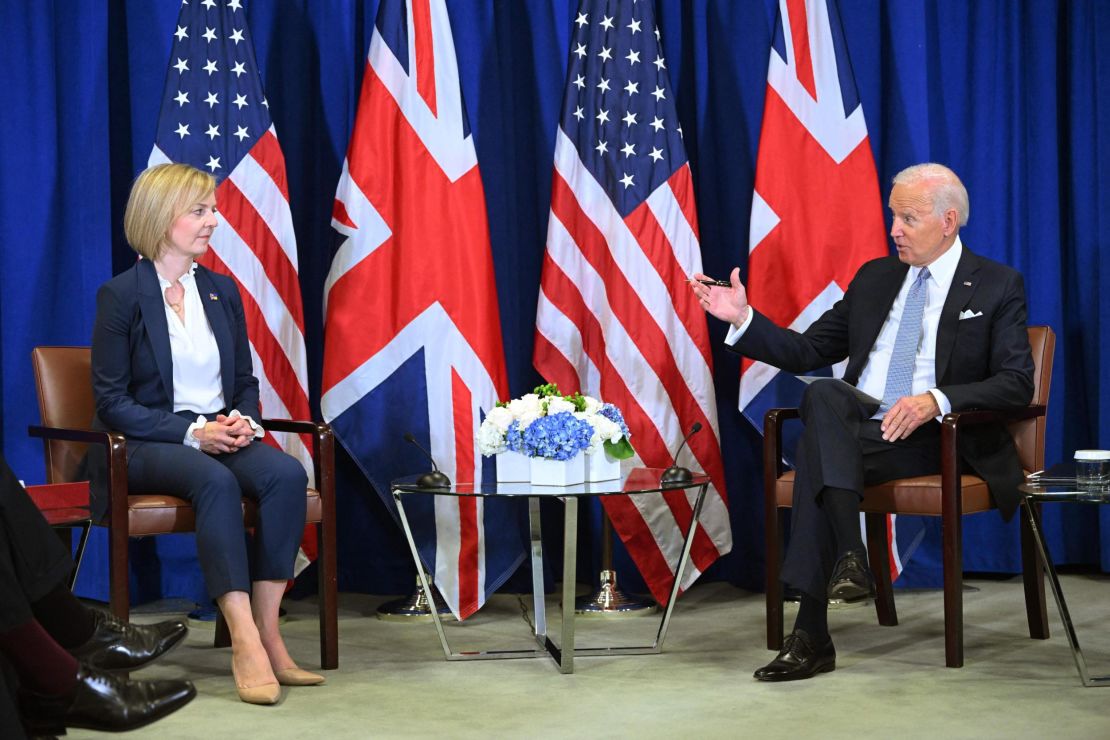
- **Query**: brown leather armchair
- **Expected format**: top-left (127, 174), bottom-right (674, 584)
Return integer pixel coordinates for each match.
top-left (29, 346), bottom-right (338, 669)
top-left (763, 325), bottom-right (1055, 668)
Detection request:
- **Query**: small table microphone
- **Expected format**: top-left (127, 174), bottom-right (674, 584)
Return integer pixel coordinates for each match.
top-left (661, 422), bottom-right (702, 485)
top-left (403, 432), bottom-right (451, 488)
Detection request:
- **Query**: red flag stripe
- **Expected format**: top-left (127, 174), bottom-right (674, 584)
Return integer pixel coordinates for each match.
top-left (785, 0), bottom-right (817, 100)
top-left (624, 196), bottom-right (714, 370)
top-left (411, 0), bottom-right (438, 117)
top-left (216, 178), bottom-right (306, 333)
top-left (453, 371), bottom-right (479, 614)
top-left (249, 130), bottom-right (291, 203)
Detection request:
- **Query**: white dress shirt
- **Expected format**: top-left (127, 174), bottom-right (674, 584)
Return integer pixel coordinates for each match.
top-left (156, 264), bottom-right (263, 448)
top-left (726, 236), bottom-right (965, 420)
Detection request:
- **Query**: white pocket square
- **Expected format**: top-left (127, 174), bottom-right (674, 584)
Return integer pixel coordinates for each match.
top-left (958, 309), bottom-right (983, 320)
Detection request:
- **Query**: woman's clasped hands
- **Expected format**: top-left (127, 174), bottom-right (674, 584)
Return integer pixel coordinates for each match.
top-left (192, 414), bottom-right (255, 454)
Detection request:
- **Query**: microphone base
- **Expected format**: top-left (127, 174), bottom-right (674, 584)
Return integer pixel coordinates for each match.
top-left (416, 471), bottom-right (452, 488)
top-left (660, 466), bottom-right (693, 486)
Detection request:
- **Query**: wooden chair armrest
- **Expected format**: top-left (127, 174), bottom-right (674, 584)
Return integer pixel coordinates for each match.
top-left (940, 404), bottom-right (1046, 431)
top-left (259, 419), bottom-right (336, 515)
top-left (27, 425), bottom-right (129, 524)
top-left (260, 418), bottom-right (326, 435)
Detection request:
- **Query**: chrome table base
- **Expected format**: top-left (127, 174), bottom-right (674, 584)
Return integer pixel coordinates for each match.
top-left (1022, 499), bottom-right (1110, 687)
top-left (376, 575), bottom-right (451, 621)
top-left (574, 569), bottom-right (656, 616)
top-left (392, 485), bottom-right (708, 673)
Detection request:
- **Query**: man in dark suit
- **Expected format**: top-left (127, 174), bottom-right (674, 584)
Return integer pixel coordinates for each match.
top-left (0, 453), bottom-right (195, 735)
top-left (692, 163), bottom-right (1034, 681)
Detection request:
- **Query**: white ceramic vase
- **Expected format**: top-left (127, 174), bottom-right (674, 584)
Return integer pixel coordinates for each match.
top-left (529, 455), bottom-right (586, 486)
top-left (495, 450), bottom-right (532, 483)
top-left (585, 449), bottom-right (621, 481)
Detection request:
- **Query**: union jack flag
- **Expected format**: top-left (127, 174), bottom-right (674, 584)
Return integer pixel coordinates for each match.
top-left (321, 0), bottom-right (523, 619)
top-left (534, 0), bottom-right (731, 605)
top-left (742, 0), bottom-right (923, 576)
top-left (150, 0), bottom-right (317, 567)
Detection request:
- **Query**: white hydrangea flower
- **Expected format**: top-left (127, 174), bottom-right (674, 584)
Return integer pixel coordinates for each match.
top-left (576, 411), bottom-right (621, 453)
top-left (484, 405), bottom-right (514, 432)
top-left (477, 417), bottom-right (507, 455)
top-left (545, 396), bottom-right (576, 415)
top-left (581, 395), bottom-right (603, 415)
top-left (507, 394), bottom-right (542, 427)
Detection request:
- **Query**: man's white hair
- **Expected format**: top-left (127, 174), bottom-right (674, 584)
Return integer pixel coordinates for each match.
top-left (893, 163), bottom-right (969, 227)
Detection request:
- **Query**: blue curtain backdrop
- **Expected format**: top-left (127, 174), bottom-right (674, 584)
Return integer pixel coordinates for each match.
top-left (1, 0), bottom-right (1108, 606)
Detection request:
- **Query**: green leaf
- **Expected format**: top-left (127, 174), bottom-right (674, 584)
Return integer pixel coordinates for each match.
top-left (603, 437), bottom-right (635, 460)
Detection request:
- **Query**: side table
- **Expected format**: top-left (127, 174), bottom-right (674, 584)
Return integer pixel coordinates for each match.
top-left (1019, 478), bottom-right (1110, 686)
top-left (391, 467), bottom-right (710, 674)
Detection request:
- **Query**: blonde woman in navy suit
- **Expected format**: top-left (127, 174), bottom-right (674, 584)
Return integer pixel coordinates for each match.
top-left (90, 163), bottom-right (324, 704)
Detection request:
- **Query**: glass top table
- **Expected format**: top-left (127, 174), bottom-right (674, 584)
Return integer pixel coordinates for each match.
top-left (391, 467), bottom-right (711, 674)
top-left (1019, 476), bottom-right (1110, 687)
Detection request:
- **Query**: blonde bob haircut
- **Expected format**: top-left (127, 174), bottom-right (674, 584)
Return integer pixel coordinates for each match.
top-left (123, 163), bottom-right (216, 261)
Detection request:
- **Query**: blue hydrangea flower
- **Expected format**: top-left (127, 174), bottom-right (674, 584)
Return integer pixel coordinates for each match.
top-left (504, 420), bottom-right (525, 453)
top-left (599, 403), bottom-right (630, 438)
top-left (521, 411), bottom-right (593, 460)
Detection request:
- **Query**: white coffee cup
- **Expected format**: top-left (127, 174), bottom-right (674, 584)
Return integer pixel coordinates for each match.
top-left (1074, 450), bottom-right (1110, 485)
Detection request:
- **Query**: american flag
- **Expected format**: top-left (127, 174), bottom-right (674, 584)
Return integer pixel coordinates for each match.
top-left (149, 0), bottom-right (317, 567)
top-left (534, 0), bottom-right (731, 605)
top-left (321, 0), bottom-right (524, 620)
top-left (741, 0), bottom-right (923, 576)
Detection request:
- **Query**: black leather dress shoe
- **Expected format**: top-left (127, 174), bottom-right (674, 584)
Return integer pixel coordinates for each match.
top-left (753, 629), bottom-right (836, 682)
top-left (828, 549), bottom-right (875, 602)
top-left (70, 609), bottom-right (188, 672)
top-left (20, 664), bottom-right (196, 735)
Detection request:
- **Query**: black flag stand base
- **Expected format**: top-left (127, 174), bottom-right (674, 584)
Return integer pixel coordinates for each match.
top-left (377, 574), bottom-right (452, 621)
top-left (574, 514), bottom-right (656, 616)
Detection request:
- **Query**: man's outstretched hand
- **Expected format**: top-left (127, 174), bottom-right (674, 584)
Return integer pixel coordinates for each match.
top-left (690, 267), bottom-right (750, 328)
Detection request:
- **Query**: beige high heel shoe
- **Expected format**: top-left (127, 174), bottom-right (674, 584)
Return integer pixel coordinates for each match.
top-left (274, 667), bottom-right (326, 686)
top-left (232, 659), bottom-right (281, 705)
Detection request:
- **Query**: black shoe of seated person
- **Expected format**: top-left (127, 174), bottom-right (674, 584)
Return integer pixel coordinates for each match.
top-left (827, 549), bottom-right (875, 603)
top-left (19, 664), bottom-right (196, 735)
top-left (69, 609), bottom-right (188, 673)
top-left (753, 628), bottom-right (836, 682)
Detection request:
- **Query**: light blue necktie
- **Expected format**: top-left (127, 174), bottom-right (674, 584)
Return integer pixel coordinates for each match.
top-left (880, 267), bottom-right (930, 412)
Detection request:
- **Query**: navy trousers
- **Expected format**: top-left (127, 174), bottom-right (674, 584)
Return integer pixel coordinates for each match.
top-left (124, 440), bottom-right (307, 599)
top-left (782, 380), bottom-right (942, 600)
top-left (0, 455), bottom-right (74, 631)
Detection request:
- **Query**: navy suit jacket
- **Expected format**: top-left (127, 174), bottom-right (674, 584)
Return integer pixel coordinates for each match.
top-left (88, 259), bottom-right (259, 516)
top-left (732, 246), bottom-right (1035, 518)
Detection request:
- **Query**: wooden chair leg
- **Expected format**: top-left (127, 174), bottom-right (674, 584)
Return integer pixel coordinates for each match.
top-left (942, 504), bottom-right (964, 668)
top-left (109, 525), bottom-right (130, 621)
top-left (1021, 502), bottom-right (1049, 639)
top-left (318, 519), bottom-right (339, 669)
top-left (765, 507), bottom-right (785, 650)
top-left (865, 513), bottom-right (898, 626)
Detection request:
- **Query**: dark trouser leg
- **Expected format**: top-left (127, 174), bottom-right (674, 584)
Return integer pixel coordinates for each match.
top-left (126, 441), bottom-right (305, 597)
top-left (217, 443), bottom-right (306, 583)
top-left (782, 381), bottom-right (941, 602)
top-left (126, 443), bottom-right (252, 599)
top-left (782, 381), bottom-right (873, 600)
